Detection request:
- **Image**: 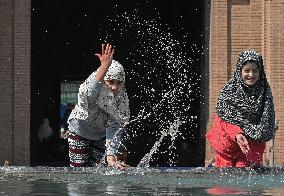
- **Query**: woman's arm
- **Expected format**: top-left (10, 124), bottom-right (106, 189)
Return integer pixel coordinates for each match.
top-left (95, 44), bottom-right (114, 81)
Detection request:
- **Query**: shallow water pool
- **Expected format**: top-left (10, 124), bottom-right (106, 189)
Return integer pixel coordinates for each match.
top-left (0, 166), bottom-right (284, 195)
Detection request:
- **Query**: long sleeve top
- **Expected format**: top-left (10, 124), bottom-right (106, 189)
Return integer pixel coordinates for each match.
top-left (67, 71), bottom-right (130, 154)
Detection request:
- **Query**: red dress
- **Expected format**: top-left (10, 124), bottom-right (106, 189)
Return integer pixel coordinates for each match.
top-left (206, 115), bottom-right (266, 167)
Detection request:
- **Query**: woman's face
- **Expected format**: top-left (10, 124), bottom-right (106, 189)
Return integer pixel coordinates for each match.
top-left (105, 79), bottom-right (123, 95)
top-left (241, 62), bottom-right (259, 86)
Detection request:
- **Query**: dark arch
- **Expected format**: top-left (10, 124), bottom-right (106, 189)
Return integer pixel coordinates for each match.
top-left (31, 0), bottom-right (206, 166)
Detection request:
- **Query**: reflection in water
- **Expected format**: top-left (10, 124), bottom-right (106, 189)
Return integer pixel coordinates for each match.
top-left (0, 167), bottom-right (284, 195)
top-left (262, 187), bottom-right (284, 196)
top-left (206, 187), bottom-right (249, 195)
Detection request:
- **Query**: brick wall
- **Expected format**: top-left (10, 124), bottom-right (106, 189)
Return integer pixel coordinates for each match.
top-left (0, 0), bottom-right (14, 165)
top-left (0, 0), bottom-right (30, 165)
top-left (207, 0), bottom-right (284, 166)
top-left (266, 0), bottom-right (284, 166)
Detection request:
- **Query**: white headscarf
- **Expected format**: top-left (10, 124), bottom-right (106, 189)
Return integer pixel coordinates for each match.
top-left (104, 60), bottom-right (125, 83)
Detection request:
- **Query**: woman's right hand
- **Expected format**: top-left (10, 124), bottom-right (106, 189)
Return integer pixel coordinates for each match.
top-left (95, 44), bottom-right (114, 81)
top-left (236, 134), bottom-right (250, 155)
top-left (107, 155), bottom-right (129, 170)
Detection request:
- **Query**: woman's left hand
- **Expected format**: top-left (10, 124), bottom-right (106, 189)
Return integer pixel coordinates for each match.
top-left (236, 134), bottom-right (250, 155)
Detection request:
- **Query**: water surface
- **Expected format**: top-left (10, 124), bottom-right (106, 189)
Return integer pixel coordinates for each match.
top-left (1, 167), bottom-right (284, 195)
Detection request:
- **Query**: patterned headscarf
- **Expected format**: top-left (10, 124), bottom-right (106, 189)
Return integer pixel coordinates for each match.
top-left (216, 50), bottom-right (275, 142)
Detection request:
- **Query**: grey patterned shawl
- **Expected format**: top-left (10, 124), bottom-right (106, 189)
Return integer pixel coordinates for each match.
top-left (216, 50), bottom-right (275, 142)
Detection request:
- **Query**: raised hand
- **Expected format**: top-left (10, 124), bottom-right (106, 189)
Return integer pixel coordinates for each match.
top-left (95, 44), bottom-right (115, 81)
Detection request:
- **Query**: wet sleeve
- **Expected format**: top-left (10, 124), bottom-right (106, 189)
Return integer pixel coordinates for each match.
top-left (77, 72), bottom-right (103, 107)
top-left (78, 72), bottom-right (103, 97)
top-left (105, 117), bottom-right (127, 155)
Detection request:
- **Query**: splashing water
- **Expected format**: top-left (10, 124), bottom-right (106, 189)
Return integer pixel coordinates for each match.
top-left (137, 117), bottom-right (181, 168)
top-left (99, 6), bottom-right (201, 167)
